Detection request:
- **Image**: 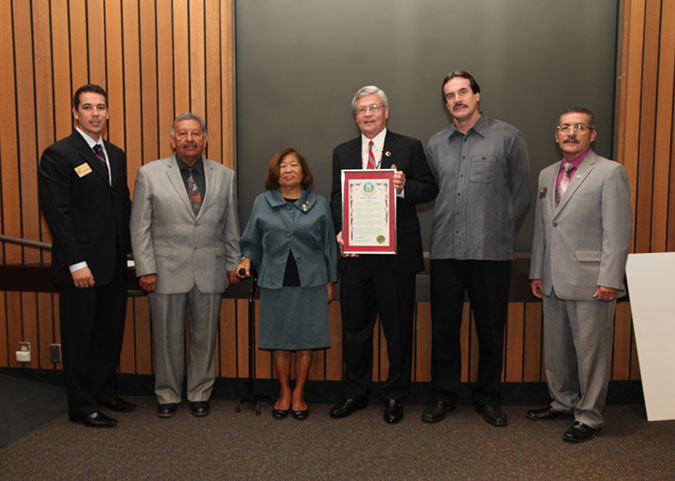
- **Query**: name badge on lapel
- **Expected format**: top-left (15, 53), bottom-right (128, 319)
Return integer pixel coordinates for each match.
top-left (74, 163), bottom-right (93, 178)
top-left (539, 187), bottom-right (547, 198)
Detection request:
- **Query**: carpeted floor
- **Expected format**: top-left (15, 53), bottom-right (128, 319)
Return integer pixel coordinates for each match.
top-left (1, 391), bottom-right (673, 480)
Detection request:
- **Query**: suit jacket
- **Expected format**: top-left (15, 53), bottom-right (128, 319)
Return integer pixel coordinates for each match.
top-left (330, 131), bottom-right (438, 273)
top-left (38, 131), bottom-right (131, 286)
top-left (130, 154), bottom-right (241, 294)
top-left (529, 149), bottom-right (632, 300)
top-left (240, 188), bottom-right (339, 289)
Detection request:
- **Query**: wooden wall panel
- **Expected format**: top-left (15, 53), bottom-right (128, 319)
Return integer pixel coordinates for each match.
top-left (618, 0), bottom-right (675, 253)
top-left (325, 302), bottom-right (342, 381)
top-left (522, 303), bottom-right (543, 382)
top-left (219, 299), bottom-right (237, 378)
top-left (36, 293), bottom-right (56, 369)
top-left (0, 0), bottom-right (235, 373)
top-left (133, 297), bottom-right (153, 375)
top-left (414, 301), bottom-right (432, 382)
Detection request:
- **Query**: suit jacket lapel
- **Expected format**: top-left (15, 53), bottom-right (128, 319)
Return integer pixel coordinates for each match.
top-left (165, 154), bottom-right (195, 216)
top-left (554, 151), bottom-right (597, 215)
top-left (346, 138), bottom-right (362, 169)
top-left (380, 131), bottom-right (398, 170)
top-left (546, 160), bottom-right (561, 215)
top-left (199, 158), bottom-right (214, 219)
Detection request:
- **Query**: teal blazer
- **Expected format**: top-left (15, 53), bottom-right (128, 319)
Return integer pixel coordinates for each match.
top-left (240, 188), bottom-right (339, 289)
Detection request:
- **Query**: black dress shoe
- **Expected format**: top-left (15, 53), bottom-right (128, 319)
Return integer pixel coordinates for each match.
top-left (421, 400), bottom-right (456, 423)
top-left (102, 396), bottom-right (136, 412)
top-left (291, 408), bottom-right (309, 421)
top-left (475, 402), bottom-right (508, 427)
top-left (157, 403), bottom-right (178, 418)
top-left (383, 399), bottom-right (404, 424)
top-left (272, 408), bottom-right (290, 420)
top-left (190, 401), bottom-right (210, 417)
top-left (563, 422), bottom-right (599, 443)
top-left (527, 405), bottom-right (566, 421)
top-left (70, 411), bottom-right (117, 428)
top-left (329, 398), bottom-right (367, 419)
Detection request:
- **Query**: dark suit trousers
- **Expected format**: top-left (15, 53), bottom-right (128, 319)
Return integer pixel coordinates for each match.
top-left (340, 256), bottom-right (416, 402)
top-left (430, 259), bottom-right (511, 405)
top-left (59, 261), bottom-right (127, 417)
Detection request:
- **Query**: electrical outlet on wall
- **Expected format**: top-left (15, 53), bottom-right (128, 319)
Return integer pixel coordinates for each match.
top-left (50, 344), bottom-right (62, 363)
top-left (16, 341), bottom-right (31, 363)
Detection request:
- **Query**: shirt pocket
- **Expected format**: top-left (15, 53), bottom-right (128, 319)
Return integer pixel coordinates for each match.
top-left (470, 155), bottom-right (496, 183)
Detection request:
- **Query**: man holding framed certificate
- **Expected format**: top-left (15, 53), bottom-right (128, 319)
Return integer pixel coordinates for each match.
top-left (329, 85), bottom-right (437, 424)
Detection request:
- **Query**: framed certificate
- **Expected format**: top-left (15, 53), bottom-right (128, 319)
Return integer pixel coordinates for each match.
top-left (341, 169), bottom-right (396, 254)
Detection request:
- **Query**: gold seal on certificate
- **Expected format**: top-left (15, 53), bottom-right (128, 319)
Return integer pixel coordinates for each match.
top-left (341, 169), bottom-right (397, 254)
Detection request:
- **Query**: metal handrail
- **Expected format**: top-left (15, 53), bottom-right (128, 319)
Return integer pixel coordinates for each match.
top-left (0, 234), bottom-right (51, 250)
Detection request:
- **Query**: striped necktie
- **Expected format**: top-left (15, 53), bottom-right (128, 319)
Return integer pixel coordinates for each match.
top-left (93, 144), bottom-right (110, 183)
top-left (367, 140), bottom-right (377, 169)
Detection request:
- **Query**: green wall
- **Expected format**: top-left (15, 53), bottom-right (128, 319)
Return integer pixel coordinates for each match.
top-left (235, 0), bottom-right (619, 252)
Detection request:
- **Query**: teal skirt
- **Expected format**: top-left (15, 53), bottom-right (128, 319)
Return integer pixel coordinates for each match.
top-left (259, 285), bottom-right (331, 350)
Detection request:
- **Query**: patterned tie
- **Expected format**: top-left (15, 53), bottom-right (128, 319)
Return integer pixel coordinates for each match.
top-left (367, 140), bottom-right (377, 169)
top-left (555, 162), bottom-right (574, 209)
top-left (93, 144), bottom-right (110, 183)
top-left (186, 168), bottom-right (202, 215)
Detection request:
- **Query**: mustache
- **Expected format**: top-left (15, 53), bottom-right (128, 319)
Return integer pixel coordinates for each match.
top-left (563, 138), bottom-right (580, 144)
top-left (182, 141), bottom-right (199, 148)
top-left (453, 103), bottom-right (467, 110)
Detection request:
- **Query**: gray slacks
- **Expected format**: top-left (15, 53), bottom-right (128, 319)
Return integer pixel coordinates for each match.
top-left (543, 289), bottom-right (615, 428)
top-left (149, 285), bottom-right (222, 404)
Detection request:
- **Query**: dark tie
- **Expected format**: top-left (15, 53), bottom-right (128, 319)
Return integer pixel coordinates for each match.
top-left (93, 144), bottom-right (110, 182)
top-left (367, 140), bottom-right (377, 169)
top-left (555, 162), bottom-right (574, 209)
top-left (186, 168), bottom-right (202, 215)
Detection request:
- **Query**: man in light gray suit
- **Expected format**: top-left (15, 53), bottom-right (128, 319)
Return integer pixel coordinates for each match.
top-left (131, 113), bottom-right (241, 418)
top-left (528, 106), bottom-right (632, 443)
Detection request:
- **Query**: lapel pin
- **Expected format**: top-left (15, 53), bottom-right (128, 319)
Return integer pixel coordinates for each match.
top-left (576, 175), bottom-right (582, 179)
top-left (385, 151), bottom-right (391, 157)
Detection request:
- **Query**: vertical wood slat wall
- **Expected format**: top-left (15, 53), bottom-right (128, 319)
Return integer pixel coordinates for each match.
top-left (0, 0), bottom-right (235, 371)
top-left (615, 0), bottom-right (675, 381)
top-left (0, 0), bottom-right (670, 385)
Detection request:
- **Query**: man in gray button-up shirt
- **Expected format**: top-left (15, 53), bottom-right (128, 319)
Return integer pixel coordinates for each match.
top-left (422, 71), bottom-right (530, 428)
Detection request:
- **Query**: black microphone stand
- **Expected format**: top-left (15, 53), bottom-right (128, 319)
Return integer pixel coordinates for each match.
top-left (235, 271), bottom-right (270, 414)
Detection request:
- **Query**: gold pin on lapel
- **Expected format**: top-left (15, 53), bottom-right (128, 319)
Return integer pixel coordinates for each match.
top-left (539, 187), bottom-right (547, 198)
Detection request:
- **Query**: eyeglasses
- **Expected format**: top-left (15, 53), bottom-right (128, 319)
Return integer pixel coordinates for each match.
top-left (557, 123), bottom-right (592, 134)
top-left (356, 104), bottom-right (385, 115)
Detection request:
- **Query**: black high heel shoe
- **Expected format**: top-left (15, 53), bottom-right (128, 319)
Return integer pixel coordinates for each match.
top-left (272, 407), bottom-right (290, 420)
top-left (291, 407), bottom-right (309, 421)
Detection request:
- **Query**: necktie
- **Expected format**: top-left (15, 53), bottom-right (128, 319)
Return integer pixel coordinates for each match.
top-left (367, 140), bottom-right (377, 169)
top-left (186, 168), bottom-right (202, 215)
top-left (555, 162), bottom-right (574, 209)
top-left (93, 144), bottom-right (110, 182)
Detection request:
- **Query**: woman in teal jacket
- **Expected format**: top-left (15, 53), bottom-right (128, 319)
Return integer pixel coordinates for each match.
top-left (236, 147), bottom-right (339, 420)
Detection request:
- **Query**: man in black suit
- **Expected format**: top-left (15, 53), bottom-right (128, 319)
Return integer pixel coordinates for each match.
top-left (329, 85), bottom-right (437, 424)
top-left (38, 84), bottom-right (135, 428)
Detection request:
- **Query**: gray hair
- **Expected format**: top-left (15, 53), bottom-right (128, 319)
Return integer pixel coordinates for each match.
top-left (171, 112), bottom-right (207, 136)
top-left (351, 85), bottom-right (389, 113)
top-left (558, 106), bottom-right (596, 130)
